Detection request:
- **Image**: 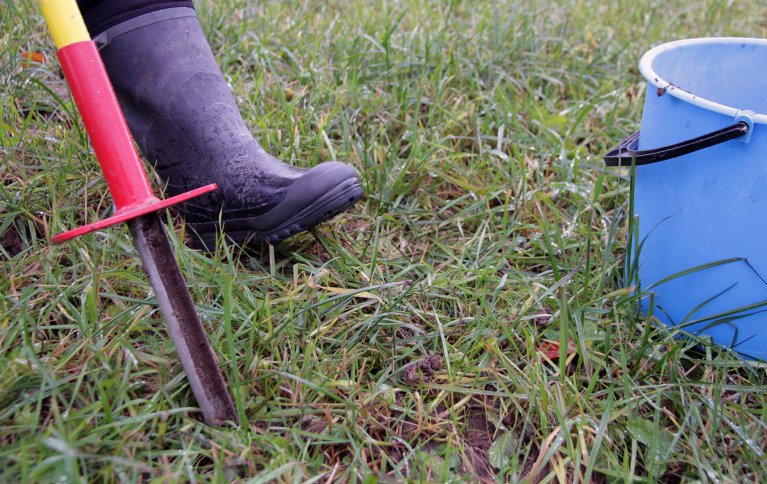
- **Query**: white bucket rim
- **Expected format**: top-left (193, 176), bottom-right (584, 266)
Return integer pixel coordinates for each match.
top-left (639, 37), bottom-right (767, 125)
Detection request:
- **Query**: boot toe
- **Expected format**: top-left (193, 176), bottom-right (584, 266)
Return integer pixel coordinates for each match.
top-left (188, 161), bottom-right (363, 250)
top-left (291, 161), bottom-right (360, 194)
top-left (256, 161), bottom-right (364, 235)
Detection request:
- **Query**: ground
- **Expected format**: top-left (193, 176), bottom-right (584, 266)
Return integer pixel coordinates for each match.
top-left (2, 0), bottom-right (767, 482)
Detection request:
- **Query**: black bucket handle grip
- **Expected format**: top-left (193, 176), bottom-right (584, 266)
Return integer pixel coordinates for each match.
top-left (604, 121), bottom-right (749, 166)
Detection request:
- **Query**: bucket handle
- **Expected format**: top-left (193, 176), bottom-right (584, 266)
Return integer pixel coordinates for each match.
top-left (604, 121), bottom-right (749, 166)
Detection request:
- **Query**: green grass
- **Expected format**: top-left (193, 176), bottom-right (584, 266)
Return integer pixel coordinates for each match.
top-left (3, 0), bottom-right (767, 481)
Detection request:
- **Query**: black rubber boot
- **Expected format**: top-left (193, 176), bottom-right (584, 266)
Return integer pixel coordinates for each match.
top-left (93, 7), bottom-right (363, 250)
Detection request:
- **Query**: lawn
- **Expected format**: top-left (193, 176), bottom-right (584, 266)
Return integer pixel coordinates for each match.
top-left (2, 0), bottom-right (767, 481)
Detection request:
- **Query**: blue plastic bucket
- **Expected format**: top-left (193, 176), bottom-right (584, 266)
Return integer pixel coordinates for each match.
top-left (605, 38), bottom-right (767, 360)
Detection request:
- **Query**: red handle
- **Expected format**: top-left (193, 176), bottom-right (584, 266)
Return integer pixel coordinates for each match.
top-left (58, 41), bottom-right (158, 209)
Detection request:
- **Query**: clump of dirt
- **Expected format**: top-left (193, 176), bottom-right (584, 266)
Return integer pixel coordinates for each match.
top-left (462, 412), bottom-right (495, 482)
top-left (533, 308), bottom-right (553, 326)
top-left (0, 225), bottom-right (25, 259)
top-left (402, 354), bottom-right (442, 385)
top-left (299, 414), bottom-right (327, 434)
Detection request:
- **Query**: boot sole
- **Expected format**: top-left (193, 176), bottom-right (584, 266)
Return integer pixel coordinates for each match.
top-left (188, 178), bottom-right (364, 251)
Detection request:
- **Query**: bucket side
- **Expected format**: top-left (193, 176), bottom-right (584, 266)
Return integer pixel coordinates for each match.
top-left (633, 80), bottom-right (767, 360)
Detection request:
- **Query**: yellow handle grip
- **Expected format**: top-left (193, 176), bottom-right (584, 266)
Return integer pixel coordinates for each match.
top-left (38, 0), bottom-right (90, 48)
